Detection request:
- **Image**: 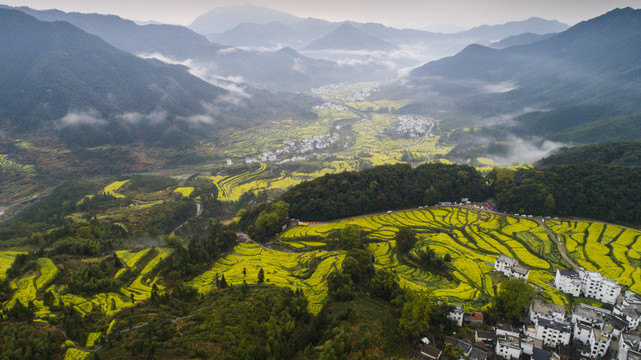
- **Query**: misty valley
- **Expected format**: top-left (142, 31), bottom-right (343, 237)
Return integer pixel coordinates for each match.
top-left (1, 3), bottom-right (641, 360)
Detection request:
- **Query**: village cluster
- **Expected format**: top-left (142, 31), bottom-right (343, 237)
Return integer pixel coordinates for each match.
top-left (244, 134), bottom-right (339, 163)
top-left (385, 115), bottom-right (435, 139)
top-left (420, 254), bottom-right (641, 360)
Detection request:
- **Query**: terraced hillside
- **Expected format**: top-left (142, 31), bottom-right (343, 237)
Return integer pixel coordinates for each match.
top-left (0, 247), bottom-right (173, 359)
top-left (281, 207), bottom-right (571, 307)
top-left (548, 220), bottom-right (641, 293)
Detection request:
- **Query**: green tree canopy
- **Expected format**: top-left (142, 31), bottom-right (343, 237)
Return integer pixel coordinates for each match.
top-left (493, 278), bottom-right (534, 322)
top-left (395, 227), bottom-right (417, 254)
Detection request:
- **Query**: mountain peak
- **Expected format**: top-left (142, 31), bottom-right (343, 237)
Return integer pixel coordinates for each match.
top-left (304, 22), bottom-right (398, 51)
top-left (189, 5), bottom-right (302, 35)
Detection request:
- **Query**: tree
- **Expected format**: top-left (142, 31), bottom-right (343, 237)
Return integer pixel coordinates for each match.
top-left (493, 278), bottom-right (534, 322)
top-left (369, 268), bottom-right (401, 301)
top-left (219, 274), bottom-right (228, 289)
top-left (544, 193), bottom-right (556, 214)
top-left (341, 249), bottom-right (374, 284)
top-left (339, 225), bottom-right (363, 250)
top-left (258, 268), bottom-right (265, 284)
top-left (424, 185), bottom-right (440, 205)
top-left (327, 271), bottom-right (355, 301)
top-left (398, 292), bottom-right (432, 340)
top-left (395, 227), bottom-right (417, 254)
top-left (443, 343), bottom-right (468, 360)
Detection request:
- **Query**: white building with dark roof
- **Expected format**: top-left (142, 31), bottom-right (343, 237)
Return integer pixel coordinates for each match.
top-left (530, 299), bottom-right (567, 325)
top-left (554, 269), bottom-right (583, 297)
top-left (555, 269), bottom-right (622, 305)
top-left (496, 335), bottom-right (522, 360)
top-left (535, 318), bottom-right (572, 347)
top-left (620, 334), bottom-right (641, 360)
top-left (615, 304), bottom-right (641, 330)
top-left (494, 254), bottom-right (529, 281)
top-left (582, 270), bottom-right (621, 305)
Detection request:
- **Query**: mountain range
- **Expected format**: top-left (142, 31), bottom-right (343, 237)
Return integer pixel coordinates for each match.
top-left (0, 9), bottom-right (317, 147)
top-left (404, 7), bottom-right (641, 143)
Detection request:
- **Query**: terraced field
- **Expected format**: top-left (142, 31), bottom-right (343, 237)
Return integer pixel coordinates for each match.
top-left (191, 243), bottom-right (342, 314)
top-left (548, 220), bottom-right (641, 293)
top-left (0, 251), bottom-right (25, 280)
top-left (102, 180), bottom-right (129, 198)
top-left (1, 247), bottom-right (172, 323)
top-left (281, 207), bottom-right (574, 306)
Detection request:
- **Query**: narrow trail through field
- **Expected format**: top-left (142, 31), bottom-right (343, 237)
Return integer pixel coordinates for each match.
top-left (534, 219), bottom-right (579, 270)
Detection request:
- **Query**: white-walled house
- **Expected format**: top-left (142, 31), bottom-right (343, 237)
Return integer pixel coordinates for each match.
top-left (535, 318), bottom-right (572, 347)
top-left (582, 271), bottom-right (622, 305)
top-left (620, 334), bottom-right (641, 360)
top-left (554, 269), bottom-right (583, 297)
top-left (448, 305), bottom-right (464, 327)
top-left (494, 254), bottom-right (517, 274)
top-left (530, 299), bottom-right (566, 325)
top-left (495, 335), bottom-right (522, 360)
top-left (615, 304), bottom-right (641, 330)
top-left (494, 254), bottom-right (530, 281)
top-left (555, 269), bottom-right (622, 305)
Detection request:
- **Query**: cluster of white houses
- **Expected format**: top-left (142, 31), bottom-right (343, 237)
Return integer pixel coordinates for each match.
top-left (421, 254), bottom-right (641, 359)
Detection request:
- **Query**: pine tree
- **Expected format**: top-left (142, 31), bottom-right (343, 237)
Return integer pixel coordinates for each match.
top-left (258, 268), bottom-right (265, 284)
top-left (220, 274), bottom-right (228, 288)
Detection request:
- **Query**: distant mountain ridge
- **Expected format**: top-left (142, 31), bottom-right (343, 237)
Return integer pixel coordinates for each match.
top-left (403, 7), bottom-right (641, 144)
top-left (410, 8), bottom-right (641, 105)
top-left (189, 4), bottom-right (303, 35)
top-left (0, 5), bottom-right (224, 61)
top-left (304, 23), bottom-right (399, 51)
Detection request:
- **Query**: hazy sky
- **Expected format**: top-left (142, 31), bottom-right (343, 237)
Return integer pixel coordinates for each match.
top-left (3, 0), bottom-right (641, 29)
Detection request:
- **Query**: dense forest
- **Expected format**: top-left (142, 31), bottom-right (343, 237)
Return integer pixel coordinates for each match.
top-left (279, 162), bottom-right (641, 226)
top-left (281, 163), bottom-right (486, 221)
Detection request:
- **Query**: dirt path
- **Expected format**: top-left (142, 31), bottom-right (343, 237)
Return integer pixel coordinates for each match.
top-left (534, 219), bottom-right (579, 270)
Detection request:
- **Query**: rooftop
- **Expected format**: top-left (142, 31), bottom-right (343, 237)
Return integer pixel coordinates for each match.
top-left (469, 345), bottom-right (489, 360)
top-left (574, 303), bottom-right (611, 320)
top-left (513, 265), bottom-right (529, 275)
top-left (445, 336), bottom-right (472, 354)
top-left (537, 318), bottom-right (572, 332)
top-left (532, 299), bottom-right (565, 317)
top-left (558, 269), bottom-right (580, 278)
top-left (497, 335), bottom-right (521, 348)
top-left (627, 349), bottom-right (641, 360)
top-left (420, 344), bottom-right (442, 360)
top-left (496, 254), bottom-right (518, 265)
top-left (476, 330), bottom-right (494, 340)
top-left (532, 347), bottom-right (552, 360)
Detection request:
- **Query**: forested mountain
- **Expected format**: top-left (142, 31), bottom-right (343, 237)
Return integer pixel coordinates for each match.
top-left (411, 8), bottom-right (641, 85)
top-left (0, 9), bottom-right (231, 146)
top-left (538, 141), bottom-right (641, 166)
top-left (280, 162), bottom-right (641, 226)
top-left (0, 9), bottom-right (320, 146)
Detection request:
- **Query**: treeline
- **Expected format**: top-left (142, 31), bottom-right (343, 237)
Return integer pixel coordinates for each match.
top-left (495, 163), bottom-right (641, 225)
top-left (280, 162), bottom-right (641, 226)
top-left (281, 163), bottom-right (486, 221)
